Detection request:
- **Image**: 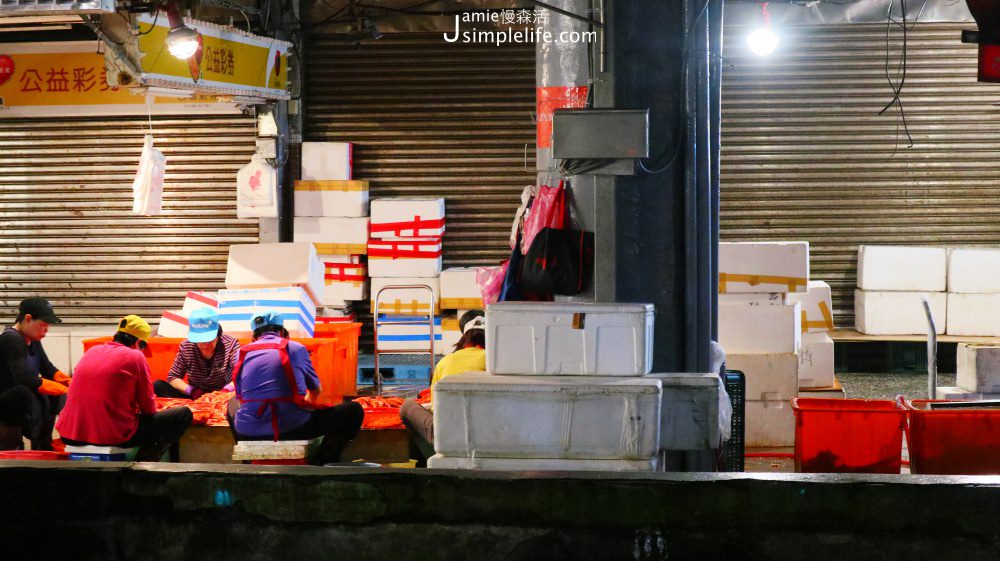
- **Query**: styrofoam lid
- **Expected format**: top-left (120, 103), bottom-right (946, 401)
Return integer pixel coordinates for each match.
top-left (646, 372), bottom-right (720, 387)
top-left (435, 372), bottom-right (661, 393)
top-left (487, 302), bottom-right (655, 314)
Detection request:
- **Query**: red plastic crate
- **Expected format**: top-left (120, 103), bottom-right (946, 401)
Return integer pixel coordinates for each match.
top-left (903, 398), bottom-right (1000, 475)
top-left (0, 450), bottom-right (69, 461)
top-left (791, 397), bottom-right (907, 473)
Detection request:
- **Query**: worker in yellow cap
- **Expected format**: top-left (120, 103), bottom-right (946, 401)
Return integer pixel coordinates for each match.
top-left (56, 315), bottom-right (193, 461)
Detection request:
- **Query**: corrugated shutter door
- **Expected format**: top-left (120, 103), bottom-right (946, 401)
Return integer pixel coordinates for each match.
top-left (303, 32), bottom-right (536, 348)
top-left (0, 114), bottom-right (258, 325)
top-left (721, 22), bottom-right (1000, 327)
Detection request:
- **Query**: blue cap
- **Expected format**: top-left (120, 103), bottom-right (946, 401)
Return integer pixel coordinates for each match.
top-left (251, 309), bottom-right (284, 331)
top-left (187, 308), bottom-right (220, 344)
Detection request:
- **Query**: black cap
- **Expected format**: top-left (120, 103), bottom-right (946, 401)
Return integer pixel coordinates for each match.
top-left (19, 297), bottom-right (61, 324)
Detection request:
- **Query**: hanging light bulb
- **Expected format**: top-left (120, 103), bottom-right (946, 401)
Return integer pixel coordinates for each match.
top-left (163, 1), bottom-right (201, 60)
top-left (747, 2), bottom-right (779, 56)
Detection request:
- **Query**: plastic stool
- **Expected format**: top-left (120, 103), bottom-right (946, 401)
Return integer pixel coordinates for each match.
top-left (65, 445), bottom-right (140, 462)
top-left (232, 438), bottom-right (322, 465)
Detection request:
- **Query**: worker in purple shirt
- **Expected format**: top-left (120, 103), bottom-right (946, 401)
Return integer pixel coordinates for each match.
top-left (226, 310), bottom-right (363, 465)
top-left (155, 308), bottom-right (240, 399)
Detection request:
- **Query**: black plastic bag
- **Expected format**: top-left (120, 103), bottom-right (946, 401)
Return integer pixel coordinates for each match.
top-left (519, 227), bottom-right (594, 295)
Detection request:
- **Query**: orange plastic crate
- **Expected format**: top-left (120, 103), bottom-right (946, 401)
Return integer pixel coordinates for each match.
top-left (903, 399), bottom-right (1000, 475)
top-left (791, 397), bottom-right (907, 474)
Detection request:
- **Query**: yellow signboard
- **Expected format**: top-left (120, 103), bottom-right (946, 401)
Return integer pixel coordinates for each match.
top-left (136, 13), bottom-right (290, 99)
top-left (0, 42), bottom-right (238, 117)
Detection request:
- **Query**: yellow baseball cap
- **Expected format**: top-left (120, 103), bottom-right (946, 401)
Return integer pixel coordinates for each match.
top-left (117, 314), bottom-right (151, 343)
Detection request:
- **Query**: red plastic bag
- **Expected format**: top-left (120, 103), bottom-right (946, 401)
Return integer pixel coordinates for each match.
top-left (476, 260), bottom-right (509, 306)
top-left (521, 181), bottom-right (567, 254)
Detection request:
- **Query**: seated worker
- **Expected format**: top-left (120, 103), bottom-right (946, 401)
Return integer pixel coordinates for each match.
top-left (154, 308), bottom-right (240, 399)
top-left (400, 310), bottom-right (487, 466)
top-left (56, 315), bottom-right (193, 462)
top-left (0, 297), bottom-right (71, 450)
top-left (228, 310), bottom-right (363, 465)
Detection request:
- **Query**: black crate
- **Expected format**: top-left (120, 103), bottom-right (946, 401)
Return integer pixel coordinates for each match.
top-left (720, 370), bottom-right (745, 472)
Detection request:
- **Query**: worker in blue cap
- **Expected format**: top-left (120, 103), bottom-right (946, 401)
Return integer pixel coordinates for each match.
top-left (155, 308), bottom-right (240, 399)
top-left (226, 310), bottom-right (363, 465)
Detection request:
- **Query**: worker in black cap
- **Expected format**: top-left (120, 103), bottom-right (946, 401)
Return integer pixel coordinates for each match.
top-left (0, 297), bottom-right (72, 450)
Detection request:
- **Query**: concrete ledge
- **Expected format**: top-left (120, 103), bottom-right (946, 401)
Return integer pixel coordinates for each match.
top-left (3, 462), bottom-right (1000, 560)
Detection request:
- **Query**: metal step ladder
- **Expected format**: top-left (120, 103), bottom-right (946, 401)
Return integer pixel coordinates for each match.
top-left (372, 283), bottom-right (435, 397)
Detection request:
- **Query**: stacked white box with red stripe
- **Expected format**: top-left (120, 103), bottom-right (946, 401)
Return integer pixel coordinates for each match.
top-left (159, 291), bottom-right (220, 338)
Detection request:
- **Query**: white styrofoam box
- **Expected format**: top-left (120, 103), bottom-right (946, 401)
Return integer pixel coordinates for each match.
top-left (787, 281), bottom-right (834, 333)
top-left (857, 245), bottom-right (947, 291)
top-left (434, 316), bottom-right (463, 355)
top-left (725, 353), bottom-right (798, 401)
top-left (433, 372), bottom-right (662, 459)
top-left (798, 377), bottom-right (846, 399)
top-left (319, 254), bottom-right (367, 304)
top-left (259, 217), bottom-right (278, 243)
top-left (370, 197), bottom-right (445, 239)
top-left (225, 243), bottom-right (325, 308)
top-left (181, 291), bottom-right (218, 313)
top-left (294, 180), bottom-right (368, 218)
top-left (293, 216), bottom-right (370, 256)
top-left (367, 238), bottom-right (443, 278)
top-left (718, 302), bottom-right (801, 354)
top-left (157, 310), bottom-right (189, 339)
top-left (798, 332), bottom-right (835, 389)
top-left (936, 386), bottom-right (1000, 400)
top-left (70, 328), bottom-right (110, 372)
top-left (957, 344), bottom-right (1000, 394)
top-left (745, 399), bottom-right (795, 447)
top-left (854, 290), bottom-right (946, 335)
top-left (440, 267), bottom-right (485, 310)
top-left (947, 293), bottom-right (1000, 336)
top-left (301, 141), bottom-right (352, 181)
top-left (41, 330), bottom-right (71, 374)
top-left (370, 276), bottom-right (440, 315)
top-left (948, 248), bottom-right (1000, 293)
top-left (218, 286), bottom-right (317, 338)
top-left (647, 372), bottom-right (726, 451)
top-left (375, 315), bottom-right (441, 352)
top-left (719, 241), bottom-right (809, 294)
top-left (486, 301), bottom-right (655, 376)
top-left (718, 293), bottom-right (787, 306)
top-left (427, 454), bottom-right (658, 472)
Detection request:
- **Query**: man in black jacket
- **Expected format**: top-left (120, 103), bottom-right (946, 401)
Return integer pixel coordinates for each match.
top-left (0, 297), bottom-right (71, 450)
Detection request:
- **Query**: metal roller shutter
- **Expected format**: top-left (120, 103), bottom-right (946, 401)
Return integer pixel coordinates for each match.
top-left (303, 32), bottom-right (536, 348)
top-left (720, 22), bottom-right (1000, 327)
top-left (0, 114), bottom-right (258, 326)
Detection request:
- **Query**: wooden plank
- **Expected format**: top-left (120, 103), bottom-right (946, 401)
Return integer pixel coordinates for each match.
top-left (829, 328), bottom-right (1000, 345)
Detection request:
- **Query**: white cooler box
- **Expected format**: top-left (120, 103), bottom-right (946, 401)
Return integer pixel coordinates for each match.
top-left (294, 180), bottom-right (368, 218)
top-left (293, 216), bottom-right (370, 255)
top-left (718, 302), bottom-right (801, 354)
top-left (718, 293), bottom-right (787, 306)
top-left (787, 281), bottom-right (834, 333)
top-left (957, 344), bottom-right (1000, 394)
top-left (371, 277), bottom-right (440, 315)
top-left (486, 302), bottom-right (655, 376)
top-left (181, 291), bottom-right (218, 313)
top-left (745, 399), bottom-right (795, 447)
top-left (320, 255), bottom-right (367, 304)
top-left (433, 372), bottom-right (662, 459)
top-left (948, 248), bottom-right (1000, 293)
top-left (427, 454), bottom-right (658, 472)
top-left (225, 243), bottom-right (325, 308)
top-left (855, 290), bottom-right (946, 335)
top-left (857, 245), bottom-right (946, 291)
top-left (725, 353), bottom-right (798, 401)
top-left (375, 315), bottom-right (441, 352)
top-left (719, 241), bottom-right (809, 294)
top-left (158, 310), bottom-right (190, 339)
top-left (367, 238), bottom-right (443, 278)
top-left (648, 372), bottom-right (728, 451)
top-left (798, 332), bottom-right (835, 389)
top-left (41, 330), bottom-right (71, 374)
top-left (218, 286), bottom-right (317, 338)
top-left (947, 293), bottom-right (1000, 336)
top-left (440, 267), bottom-right (485, 310)
top-left (936, 386), bottom-right (1000, 400)
top-left (370, 197), bottom-right (445, 239)
top-left (301, 141), bottom-right (352, 181)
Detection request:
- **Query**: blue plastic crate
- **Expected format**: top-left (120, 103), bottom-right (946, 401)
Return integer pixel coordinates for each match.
top-left (357, 353), bottom-right (435, 386)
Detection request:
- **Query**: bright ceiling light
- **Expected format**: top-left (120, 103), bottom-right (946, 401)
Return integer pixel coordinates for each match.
top-left (166, 25), bottom-right (200, 59)
top-left (748, 28), bottom-right (778, 56)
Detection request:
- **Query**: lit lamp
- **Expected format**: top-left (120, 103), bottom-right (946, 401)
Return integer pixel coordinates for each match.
top-left (747, 2), bottom-right (778, 56)
top-left (163, 1), bottom-right (200, 59)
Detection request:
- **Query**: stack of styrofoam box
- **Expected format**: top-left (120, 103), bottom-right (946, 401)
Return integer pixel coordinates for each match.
top-left (221, 242), bottom-right (324, 337)
top-left (788, 281), bottom-right (837, 392)
top-left (369, 197), bottom-right (445, 354)
top-left (946, 248), bottom-right (1000, 336)
top-left (157, 291), bottom-right (219, 339)
top-left (428, 302), bottom-right (664, 472)
top-left (718, 241), bottom-right (807, 448)
top-left (436, 267), bottom-right (485, 355)
top-left (937, 344), bottom-right (1000, 400)
top-left (855, 245), bottom-right (947, 336)
top-left (294, 141), bottom-right (369, 321)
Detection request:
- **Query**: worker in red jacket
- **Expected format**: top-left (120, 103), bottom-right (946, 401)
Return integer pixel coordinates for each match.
top-left (56, 315), bottom-right (193, 461)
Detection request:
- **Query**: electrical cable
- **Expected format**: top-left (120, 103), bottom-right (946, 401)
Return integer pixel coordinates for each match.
top-left (878, 0), bottom-right (913, 150)
top-left (136, 9), bottom-right (159, 35)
